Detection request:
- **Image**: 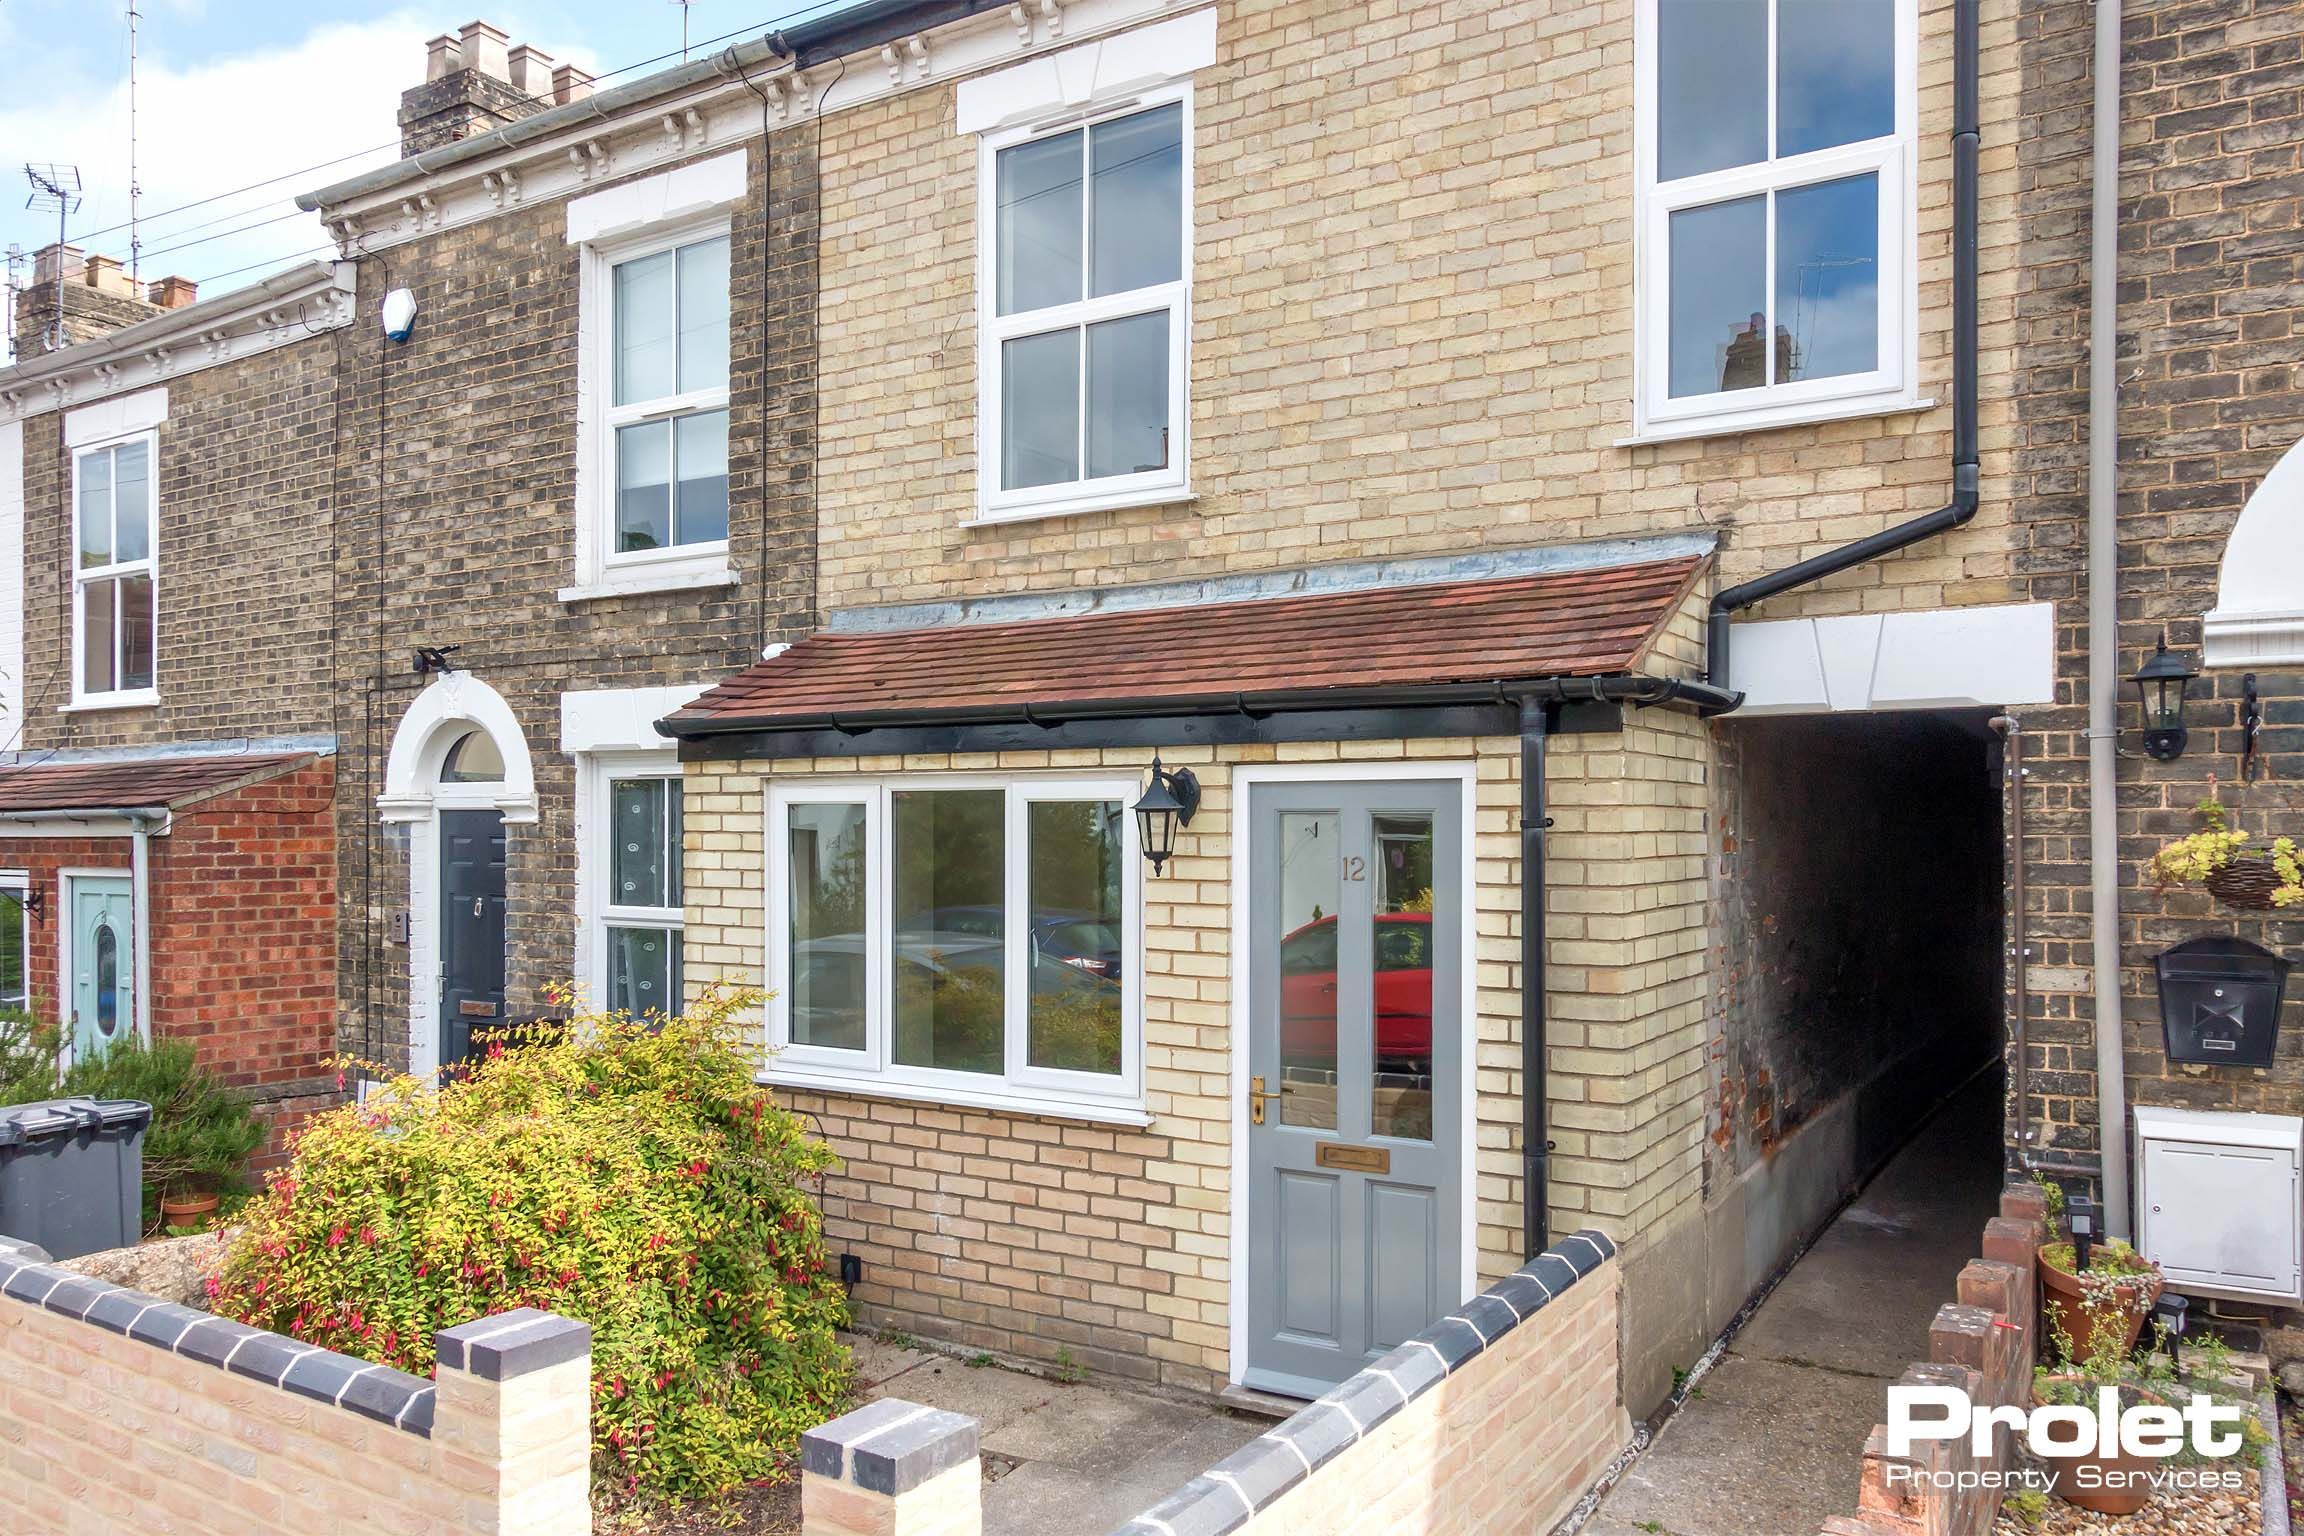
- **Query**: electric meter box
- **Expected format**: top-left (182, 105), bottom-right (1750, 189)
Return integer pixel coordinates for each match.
top-left (2133, 1104), bottom-right (2303, 1305)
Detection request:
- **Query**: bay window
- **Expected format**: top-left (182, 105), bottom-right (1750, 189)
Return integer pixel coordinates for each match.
top-left (72, 435), bottom-right (157, 704)
top-left (1637, 0), bottom-right (1915, 437)
top-left (768, 777), bottom-right (1141, 1118)
top-left (978, 94), bottom-right (1190, 521)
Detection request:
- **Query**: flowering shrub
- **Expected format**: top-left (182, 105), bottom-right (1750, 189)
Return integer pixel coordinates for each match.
top-left (208, 987), bottom-right (850, 1501)
top-left (2147, 795), bottom-right (2304, 905)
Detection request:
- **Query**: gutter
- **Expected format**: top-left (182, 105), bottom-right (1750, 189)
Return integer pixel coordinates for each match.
top-left (655, 673), bottom-right (1739, 741)
top-left (2087, 0), bottom-right (2132, 1239)
top-left (1701, 0), bottom-right (1982, 704)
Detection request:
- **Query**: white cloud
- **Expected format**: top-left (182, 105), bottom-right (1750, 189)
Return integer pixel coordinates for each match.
top-left (0, 11), bottom-right (598, 313)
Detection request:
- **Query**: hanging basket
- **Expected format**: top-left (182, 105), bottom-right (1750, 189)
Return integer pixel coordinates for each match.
top-left (2206, 857), bottom-right (2283, 911)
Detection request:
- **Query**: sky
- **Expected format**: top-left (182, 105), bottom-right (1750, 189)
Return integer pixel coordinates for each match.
top-left (0, 0), bottom-right (859, 358)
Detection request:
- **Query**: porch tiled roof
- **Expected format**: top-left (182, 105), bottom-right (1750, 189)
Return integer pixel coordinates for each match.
top-left (0, 752), bottom-right (314, 814)
top-left (666, 554), bottom-right (1704, 731)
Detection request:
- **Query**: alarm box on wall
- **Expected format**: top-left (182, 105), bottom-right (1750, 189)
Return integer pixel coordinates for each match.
top-left (2153, 934), bottom-right (2289, 1068)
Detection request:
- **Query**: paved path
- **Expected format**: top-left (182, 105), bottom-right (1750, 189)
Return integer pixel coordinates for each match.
top-left (1584, 1072), bottom-right (2004, 1536)
top-left (849, 1335), bottom-right (1269, 1536)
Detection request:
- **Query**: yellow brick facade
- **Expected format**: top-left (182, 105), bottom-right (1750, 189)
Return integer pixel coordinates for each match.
top-left (807, 0), bottom-right (2022, 622)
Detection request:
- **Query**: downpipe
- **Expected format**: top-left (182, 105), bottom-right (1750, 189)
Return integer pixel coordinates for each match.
top-left (1520, 696), bottom-right (1552, 1259)
top-left (1700, 0), bottom-right (1982, 702)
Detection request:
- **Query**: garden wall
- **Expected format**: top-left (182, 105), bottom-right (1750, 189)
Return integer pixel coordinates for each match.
top-left (1105, 1233), bottom-right (1627, 1536)
top-left (1814, 1182), bottom-right (2046, 1536)
top-left (0, 1235), bottom-right (591, 1535)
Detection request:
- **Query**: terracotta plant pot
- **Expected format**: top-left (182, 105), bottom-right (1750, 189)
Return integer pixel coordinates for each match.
top-left (2035, 1413), bottom-right (2158, 1516)
top-left (2038, 1250), bottom-right (2163, 1364)
top-left (159, 1192), bottom-right (220, 1230)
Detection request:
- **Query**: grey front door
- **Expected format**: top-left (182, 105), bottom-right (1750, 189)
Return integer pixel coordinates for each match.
top-left (1243, 779), bottom-right (1463, 1397)
top-left (440, 809), bottom-right (507, 1066)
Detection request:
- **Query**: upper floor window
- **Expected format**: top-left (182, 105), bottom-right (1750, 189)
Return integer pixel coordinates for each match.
top-left (1636, 0), bottom-right (1914, 439)
top-left (72, 436), bottom-right (157, 705)
top-left (978, 95), bottom-right (1191, 522)
top-left (606, 231), bottom-right (731, 560)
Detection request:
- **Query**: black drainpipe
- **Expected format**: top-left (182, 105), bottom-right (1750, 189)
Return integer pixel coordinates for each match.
top-left (1703, 0), bottom-right (1981, 700)
top-left (1521, 695), bottom-right (1552, 1258)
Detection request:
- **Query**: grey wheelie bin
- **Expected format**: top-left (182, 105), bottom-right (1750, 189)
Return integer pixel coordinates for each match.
top-left (0, 1098), bottom-right (151, 1260)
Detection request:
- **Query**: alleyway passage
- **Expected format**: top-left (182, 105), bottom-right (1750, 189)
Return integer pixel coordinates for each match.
top-left (1585, 1070), bottom-right (2004, 1536)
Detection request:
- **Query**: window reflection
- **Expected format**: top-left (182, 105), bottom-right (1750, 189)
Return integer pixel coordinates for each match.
top-left (1370, 814), bottom-right (1435, 1142)
top-left (788, 803), bottom-right (867, 1051)
top-left (1026, 800), bottom-right (1125, 1075)
top-left (892, 791), bottom-right (1006, 1074)
top-left (1276, 811), bottom-right (1340, 1130)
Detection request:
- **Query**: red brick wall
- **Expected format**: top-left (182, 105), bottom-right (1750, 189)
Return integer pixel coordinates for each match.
top-left (5, 758), bottom-right (341, 1173)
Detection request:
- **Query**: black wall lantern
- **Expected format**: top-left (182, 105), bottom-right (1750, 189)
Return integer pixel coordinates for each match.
top-left (2154, 934), bottom-right (2290, 1068)
top-left (2132, 637), bottom-right (2199, 762)
top-left (1133, 755), bottom-right (1201, 874)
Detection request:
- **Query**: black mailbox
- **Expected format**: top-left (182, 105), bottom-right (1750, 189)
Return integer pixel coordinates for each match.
top-left (2154, 935), bottom-right (2290, 1067)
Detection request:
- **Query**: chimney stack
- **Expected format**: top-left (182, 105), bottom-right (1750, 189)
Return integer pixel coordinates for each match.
top-left (147, 276), bottom-right (198, 311)
top-left (397, 19), bottom-right (557, 158)
top-left (12, 242), bottom-right (167, 361)
top-left (552, 63), bottom-right (595, 106)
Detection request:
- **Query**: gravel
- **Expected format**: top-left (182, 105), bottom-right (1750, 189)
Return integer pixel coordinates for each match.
top-left (1993, 1464), bottom-right (2261, 1536)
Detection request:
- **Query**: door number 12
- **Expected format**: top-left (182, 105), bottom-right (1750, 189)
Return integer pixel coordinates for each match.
top-left (1341, 855), bottom-right (1366, 882)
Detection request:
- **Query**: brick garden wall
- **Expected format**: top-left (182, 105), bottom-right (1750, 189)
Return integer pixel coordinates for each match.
top-left (329, 127), bottom-right (820, 1072)
top-left (2009, 0), bottom-right (2304, 1244)
top-left (0, 1238), bottom-right (593, 1536)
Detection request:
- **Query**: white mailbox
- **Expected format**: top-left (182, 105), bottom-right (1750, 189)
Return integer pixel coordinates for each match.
top-left (2133, 1104), bottom-right (2303, 1304)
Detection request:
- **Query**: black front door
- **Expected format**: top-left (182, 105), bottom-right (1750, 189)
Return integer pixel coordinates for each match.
top-left (440, 809), bottom-right (507, 1067)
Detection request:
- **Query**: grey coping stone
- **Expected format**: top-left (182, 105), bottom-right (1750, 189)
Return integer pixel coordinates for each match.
top-left (1485, 1270), bottom-right (1553, 1320)
top-left (434, 1310), bottom-right (590, 1381)
top-left (1413, 1315), bottom-right (1485, 1371)
top-left (174, 1317), bottom-right (263, 1370)
top-left (338, 1364), bottom-right (432, 1430)
top-left (2, 1264), bottom-right (63, 1304)
top-left (81, 1286), bottom-right (152, 1336)
top-left (397, 1387), bottom-right (437, 1438)
top-left (226, 1333), bottom-right (312, 1388)
top-left (281, 1347), bottom-right (369, 1409)
top-left (1455, 1293), bottom-right (1519, 1344)
top-left (1269, 1401), bottom-right (1359, 1475)
top-left (1559, 1230), bottom-right (1615, 1274)
top-left (802, 1396), bottom-right (931, 1481)
top-left (433, 1306), bottom-right (550, 1371)
top-left (1323, 1369), bottom-right (1408, 1437)
top-left (1526, 1252), bottom-right (1580, 1299)
top-left (37, 1277), bottom-right (106, 1321)
top-left (1130, 1474), bottom-right (1253, 1536)
top-left (0, 1234), bottom-right (50, 1264)
top-left (126, 1302), bottom-right (206, 1351)
top-left (1370, 1341), bottom-right (1447, 1402)
top-left (1205, 1433), bottom-right (1307, 1511)
top-left (850, 1406), bottom-right (979, 1497)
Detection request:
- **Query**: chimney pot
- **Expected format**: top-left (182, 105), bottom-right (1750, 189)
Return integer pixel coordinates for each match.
top-left (424, 34), bottom-right (463, 82)
top-left (552, 62), bottom-right (595, 105)
top-left (458, 20), bottom-right (512, 83)
top-left (81, 253), bottom-right (138, 299)
top-left (148, 276), bottom-right (197, 310)
top-left (506, 44), bottom-right (554, 99)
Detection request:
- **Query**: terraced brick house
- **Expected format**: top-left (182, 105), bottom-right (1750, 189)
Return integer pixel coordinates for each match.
top-left (0, 254), bottom-right (352, 1165)
top-left (620, 0), bottom-right (2047, 1413)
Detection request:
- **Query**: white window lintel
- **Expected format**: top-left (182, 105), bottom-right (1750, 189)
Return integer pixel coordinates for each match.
top-left (956, 7), bottom-right (1216, 135)
top-left (565, 149), bottom-right (747, 246)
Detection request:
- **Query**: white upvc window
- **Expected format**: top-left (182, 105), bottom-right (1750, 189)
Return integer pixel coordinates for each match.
top-left (584, 757), bottom-right (686, 1017)
top-left (575, 216), bottom-right (732, 594)
top-left (976, 90), bottom-right (1192, 523)
top-left (1634, 0), bottom-right (1917, 439)
top-left (70, 433), bottom-right (158, 706)
top-left (766, 776), bottom-right (1144, 1121)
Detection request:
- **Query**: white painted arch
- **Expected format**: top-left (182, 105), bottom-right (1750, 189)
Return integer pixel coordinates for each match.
top-left (379, 670), bottom-right (538, 825)
top-left (2205, 435), bottom-right (2304, 667)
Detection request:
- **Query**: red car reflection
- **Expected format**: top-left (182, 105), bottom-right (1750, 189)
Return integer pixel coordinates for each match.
top-left (1278, 912), bottom-right (1434, 1068)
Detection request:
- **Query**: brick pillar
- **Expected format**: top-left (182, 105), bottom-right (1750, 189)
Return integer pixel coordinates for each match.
top-left (433, 1308), bottom-right (594, 1536)
top-left (801, 1398), bottom-right (982, 1536)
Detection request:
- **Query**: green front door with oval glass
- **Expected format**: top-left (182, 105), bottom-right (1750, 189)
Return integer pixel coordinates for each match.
top-left (69, 876), bottom-right (134, 1062)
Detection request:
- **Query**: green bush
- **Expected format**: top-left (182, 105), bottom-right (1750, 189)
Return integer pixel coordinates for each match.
top-left (0, 1034), bottom-right (264, 1229)
top-left (208, 987), bottom-right (851, 1502)
top-left (0, 1008), bottom-right (55, 1099)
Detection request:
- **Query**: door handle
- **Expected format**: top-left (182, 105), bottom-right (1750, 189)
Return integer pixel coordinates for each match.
top-left (1249, 1075), bottom-right (1272, 1125)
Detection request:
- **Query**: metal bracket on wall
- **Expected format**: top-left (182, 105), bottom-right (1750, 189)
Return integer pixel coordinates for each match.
top-left (2243, 673), bottom-right (2262, 780)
